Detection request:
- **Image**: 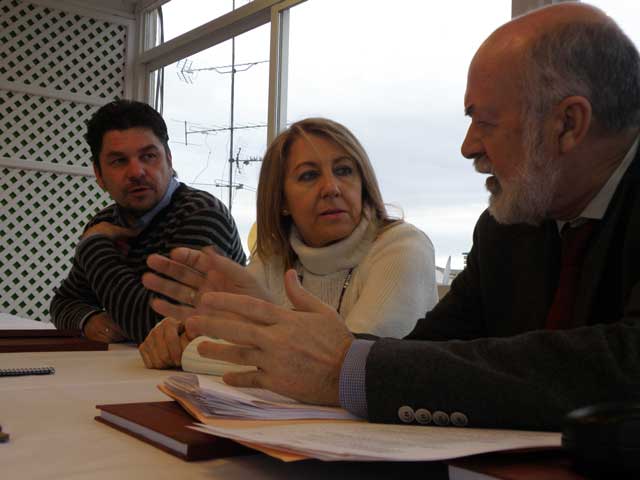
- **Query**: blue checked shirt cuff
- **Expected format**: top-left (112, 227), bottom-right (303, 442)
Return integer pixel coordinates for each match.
top-left (339, 339), bottom-right (374, 419)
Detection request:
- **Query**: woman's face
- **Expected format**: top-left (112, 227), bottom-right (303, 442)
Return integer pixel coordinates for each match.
top-left (283, 134), bottom-right (363, 248)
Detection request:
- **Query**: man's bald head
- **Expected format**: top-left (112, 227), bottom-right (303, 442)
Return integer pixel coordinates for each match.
top-left (462, 3), bottom-right (640, 225)
top-left (472, 2), bottom-right (640, 133)
top-left (488, 2), bottom-right (607, 48)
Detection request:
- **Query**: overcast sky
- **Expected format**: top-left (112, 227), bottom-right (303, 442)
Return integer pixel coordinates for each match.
top-left (159, 0), bottom-right (639, 270)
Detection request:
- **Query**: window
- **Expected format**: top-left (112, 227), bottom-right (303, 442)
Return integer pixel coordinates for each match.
top-left (588, 1), bottom-right (640, 48)
top-left (159, 0), bottom-right (254, 43)
top-left (155, 22), bottom-right (270, 250)
top-left (285, 0), bottom-right (510, 268)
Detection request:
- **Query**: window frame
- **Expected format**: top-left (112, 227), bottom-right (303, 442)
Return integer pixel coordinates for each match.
top-left (132, 0), bottom-right (562, 142)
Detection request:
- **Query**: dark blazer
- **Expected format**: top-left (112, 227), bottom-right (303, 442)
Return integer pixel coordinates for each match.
top-left (365, 147), bottom-right (640, 430)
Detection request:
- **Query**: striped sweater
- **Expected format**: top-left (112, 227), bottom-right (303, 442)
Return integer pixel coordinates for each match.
top-left (50, 183), bottom-right (246, 343)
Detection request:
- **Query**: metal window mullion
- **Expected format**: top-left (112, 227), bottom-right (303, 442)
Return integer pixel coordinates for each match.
top-left (266, 0), bottom-right (306, 143)
top-left (0, 81), bottom-right (108, 107)
top-left (137, 0), bottom-right (281, 73)
top-left (0, 157), bottom-right (95, 177)
top-left (123, 17), bottom-right (137, 100)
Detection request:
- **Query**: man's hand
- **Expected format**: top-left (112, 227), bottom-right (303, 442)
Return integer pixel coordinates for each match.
top-left (143, 246), bottom-right (272, 322)
top-left (139, 317), bottom-right (190, 369)
top-left (81, 222), bottom-right (139, 241)
top-left (185, 269), bottom-right (355, 406)
top-left (83, 312), bottom-right (127, 343)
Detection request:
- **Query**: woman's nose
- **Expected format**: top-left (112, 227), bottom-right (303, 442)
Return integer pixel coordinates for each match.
top-left (320, 175), bottom-right (340, 197)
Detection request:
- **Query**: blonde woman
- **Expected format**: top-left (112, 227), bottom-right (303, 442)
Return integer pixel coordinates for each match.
top-left (139, 118), bottom-right (437, 369)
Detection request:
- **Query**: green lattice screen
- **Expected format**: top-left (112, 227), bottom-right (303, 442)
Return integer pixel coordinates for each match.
top-left (0, 0), bottom-right (125, 98)
top-left (1, 0), bottom-right (126, 320)
top-left (1, 90), bottom-right (95, 166)
top-left (1, 168), bottom-right (111, 318)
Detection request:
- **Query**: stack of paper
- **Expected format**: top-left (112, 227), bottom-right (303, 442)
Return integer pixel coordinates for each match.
top-left (162, 374), bottom-right (357, 421)
top-left (191, 422), bottom-right (562, 462)
top-left (159, 374), bottom-right (562, 462)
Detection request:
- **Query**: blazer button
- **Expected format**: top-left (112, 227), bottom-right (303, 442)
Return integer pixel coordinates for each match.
top-left (415, 408), bottom-right (432, 425)
top-left (451, 411), bottom-right (469, 427)
top-left (397, 405), bottom-right (415, 423)
top-left (433, 410), bottom-right (450, 426)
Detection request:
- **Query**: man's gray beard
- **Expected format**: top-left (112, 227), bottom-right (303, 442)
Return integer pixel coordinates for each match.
top-left (488, 123), bottom-right (559, 226)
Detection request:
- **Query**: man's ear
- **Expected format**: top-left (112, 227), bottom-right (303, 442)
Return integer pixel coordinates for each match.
top-left (93, 162), bottom-right (105, 190)
top-left (553, 96), bottom-right (592, 154)
top-left (166, 149), bottom-right (177, 177)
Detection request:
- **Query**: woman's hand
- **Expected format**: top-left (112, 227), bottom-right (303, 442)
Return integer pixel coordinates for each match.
top-left (139, 317), bottom-right (190, 369)
top-left (143, 246), bottom-right (273, 322)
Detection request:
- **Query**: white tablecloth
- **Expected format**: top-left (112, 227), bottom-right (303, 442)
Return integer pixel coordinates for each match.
top-left (0, 343), bottom-right (444, 479)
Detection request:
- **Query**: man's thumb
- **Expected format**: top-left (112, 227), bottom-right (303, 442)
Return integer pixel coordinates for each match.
top-left (283, 269), bottom-right (331, 314)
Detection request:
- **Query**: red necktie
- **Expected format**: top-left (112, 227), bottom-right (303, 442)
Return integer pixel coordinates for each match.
top-left (545, 220), bottom-right (596, 330)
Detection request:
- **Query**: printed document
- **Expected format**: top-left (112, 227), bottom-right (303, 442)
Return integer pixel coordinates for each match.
top-left (192, 421), bottom-right (561, 462)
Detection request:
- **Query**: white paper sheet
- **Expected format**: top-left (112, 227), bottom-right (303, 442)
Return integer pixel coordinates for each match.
top-left (192, 421), bottom-right (561, 462)
top-left (162, 374), bottom-right (358, 421)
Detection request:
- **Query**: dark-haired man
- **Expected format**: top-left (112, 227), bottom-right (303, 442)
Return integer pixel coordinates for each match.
top-left (50, 100), bottom-right (246, 343)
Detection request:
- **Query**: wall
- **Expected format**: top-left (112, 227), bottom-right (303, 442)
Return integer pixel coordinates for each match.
top-left (0, 0), bottom-right (134, 320)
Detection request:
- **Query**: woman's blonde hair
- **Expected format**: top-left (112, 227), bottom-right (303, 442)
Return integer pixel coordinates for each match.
top-left (255, 117), bottom-right (394, 269)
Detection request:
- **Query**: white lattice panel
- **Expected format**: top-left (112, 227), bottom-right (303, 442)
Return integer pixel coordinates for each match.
top-left (0, 0), bottom-right (129, 321)
top-left (1, 90), bottom-right (98, 165)
top-left (1, 168), bottom-right (111, 319)
top-left (0, 0), bottom-right (126, 98)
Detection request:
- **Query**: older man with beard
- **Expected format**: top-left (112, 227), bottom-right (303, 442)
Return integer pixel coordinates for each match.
top-left (162, 3), bottom-right (640, 431)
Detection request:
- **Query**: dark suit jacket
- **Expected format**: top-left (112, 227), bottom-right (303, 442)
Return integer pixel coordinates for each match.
top-left (365, 147), bottom-right (640, 430)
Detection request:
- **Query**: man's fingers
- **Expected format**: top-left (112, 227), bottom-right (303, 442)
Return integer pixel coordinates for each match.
top-left (222, 370), bottom-right (267, 390)
top-left (109, 320), bottom-right (127, 339)
top-left (187, 314), bottom-right (263, 347)
top-left (169, 247), bottom-right (215, 273)
top-left (107, 331), bottom-right (126, 342)
top-left (197, 293), bottom-right (280, 326)
top-left (196, 338), bottom-right (260, 366)
top-left (149, 297), bottom-right (194, 322)
top-left (284, 269), bottom-right (334, 315)
top-left (143, 273), bottom-right (198, 306)
top-left (202, 250), bottom-right (254, 286)
top-left (146, 254), bottom-right (205, 288)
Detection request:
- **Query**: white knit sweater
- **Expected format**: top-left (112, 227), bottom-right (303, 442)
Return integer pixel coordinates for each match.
top-left (247, 215), bottom-right (438, 338)
top-left (182, 215), bottom-right (438, 374)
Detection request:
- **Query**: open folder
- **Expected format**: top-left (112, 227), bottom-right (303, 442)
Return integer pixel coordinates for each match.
top-left (158, 374), bottom-right (563, 463)
top-left (162, 373), bottom-right (358, 421)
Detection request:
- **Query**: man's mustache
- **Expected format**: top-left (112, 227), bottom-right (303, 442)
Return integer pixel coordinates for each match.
top-left (473, 156), bottom-right (493, 174)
